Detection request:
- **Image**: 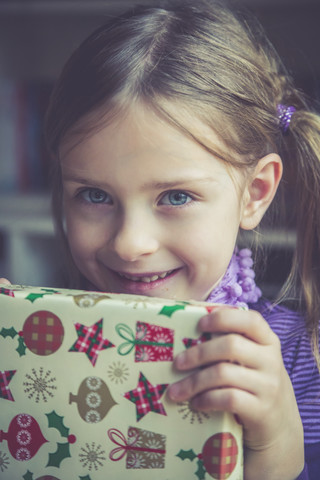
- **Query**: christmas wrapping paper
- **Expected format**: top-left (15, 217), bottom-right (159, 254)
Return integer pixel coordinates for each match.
top-left (0, 284), bottom-right (243, 480)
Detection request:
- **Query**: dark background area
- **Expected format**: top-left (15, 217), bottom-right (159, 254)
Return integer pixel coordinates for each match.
top-left (247, 0), bottom-right (320, 107)
top-left (0, 0), bottom-right (319, 97)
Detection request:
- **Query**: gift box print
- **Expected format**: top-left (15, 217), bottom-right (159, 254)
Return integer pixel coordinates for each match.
top-left (116, 321), bottom-right (174, 361)
top-left (108, 426), bottom-right (166, 469)
top-left (0, 285), bottom-right (243, 479)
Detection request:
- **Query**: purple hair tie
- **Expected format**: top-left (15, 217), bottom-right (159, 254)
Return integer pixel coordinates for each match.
top-left (277, 104), bottom-right (296, 133)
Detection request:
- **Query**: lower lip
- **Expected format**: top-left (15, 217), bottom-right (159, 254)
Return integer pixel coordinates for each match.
top-left (110, 269), bottom-right (180, 295)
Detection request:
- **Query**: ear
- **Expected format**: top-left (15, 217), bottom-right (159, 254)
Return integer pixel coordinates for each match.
top-left (240, 153), bottom-right (282, 230)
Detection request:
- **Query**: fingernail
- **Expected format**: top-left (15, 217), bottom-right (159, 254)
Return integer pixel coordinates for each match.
top-left (199, 315), bottom-right (210, 329)
top-left (167, 383), bottom-right (180, 401)
top-left (175, 352), bottom-right (186, 368)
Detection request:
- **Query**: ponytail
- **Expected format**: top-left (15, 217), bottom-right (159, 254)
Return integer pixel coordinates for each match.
top-left (279, 108), bottom-right (320, 368)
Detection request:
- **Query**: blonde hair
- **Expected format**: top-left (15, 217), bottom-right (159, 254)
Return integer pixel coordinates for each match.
top-left (45, 0), bottom-right (320, 365)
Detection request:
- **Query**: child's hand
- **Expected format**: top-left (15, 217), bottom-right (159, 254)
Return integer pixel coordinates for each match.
top-left (0, 278), bottom-right (11, 285)
top-left (167, 308), bottom-right (304, 480)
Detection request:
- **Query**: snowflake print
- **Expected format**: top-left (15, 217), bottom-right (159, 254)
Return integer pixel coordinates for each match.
top-left (127, 452), bottom-right (147, 469)
top-left (17, 430), bottom-right (31, 446)
top-left (17, 414), bottom-right (32, 428)
top-left (79, 442), bottom-right (106, 471)
top-left (150, 324), bottom-right (166, 333)
top-left (135, 346), bottom-right (156, 362)
top-left (23, 367), bottom-right (57, 403)
top-left (74, 293), bottom-right (108, 307)
top-left (128, 428), bottom-right (140, 444)
top-left (150, 460), bottom-right (164, 468)
top-left (107, 361), bottom-right (129, 384)
top-left (16, 447), bottom-right (31, 461)
top-left (139, 429), bottom-right (157, 439)
top-left (0, 451), bottom-right (9, 472)
top-left (136, 323), bottom-right (149, 340)
top-left (85, 409), bottom-right (101, 423)
top-left (153, 332), bottom-right (173, 354)
top-left (86, 391), bottom-right (102, 408)
top-left (144, 438), bottom-right (165, 460)
top-left (157, 353), bottom-right (173, 361)
top-left (122, 295), bottom-right (164, 309)
top-left (86, 376), bottom-right (102, 391)
top-left (177, 401), bottom-right (211, 424)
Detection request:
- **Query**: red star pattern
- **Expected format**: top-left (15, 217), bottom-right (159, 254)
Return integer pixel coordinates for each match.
top-left (182, 332), bottom-right (211, 349)
top-left (124, 372), bottom-right (168, 421)
top-left (0, 370), bottom-right (16, 401)
top-left (69, 318), bottom-right (114, 366)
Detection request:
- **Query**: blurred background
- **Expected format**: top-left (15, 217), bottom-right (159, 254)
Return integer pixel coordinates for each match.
top-left (0, 0), bottom-right (319, 294)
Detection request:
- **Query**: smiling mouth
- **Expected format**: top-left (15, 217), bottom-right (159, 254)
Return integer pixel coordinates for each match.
top-left (117, 270), bottom-right (175, 283)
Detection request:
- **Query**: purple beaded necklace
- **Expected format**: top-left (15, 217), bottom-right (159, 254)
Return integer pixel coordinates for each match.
top-left (206, 248), bottom-right (262, 308)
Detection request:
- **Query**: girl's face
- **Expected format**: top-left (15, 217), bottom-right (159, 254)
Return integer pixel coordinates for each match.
top-left (61, 104), bottom-right (250, 301)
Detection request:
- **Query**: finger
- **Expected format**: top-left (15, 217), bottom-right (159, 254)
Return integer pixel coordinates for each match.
top-left (198, 308), bottom-right (279, 346)
top-left (174, 332), bottom-right (276, 371)
top-left (190, 385), bottom-right (292, 440)
top-left (189, 387), bottom-right (262, 429)
top-left (168, 361), bottom-right (261, 402)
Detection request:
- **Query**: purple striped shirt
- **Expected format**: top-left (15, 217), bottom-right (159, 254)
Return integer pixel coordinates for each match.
top-left (252, 299), bottom-right (320, 480)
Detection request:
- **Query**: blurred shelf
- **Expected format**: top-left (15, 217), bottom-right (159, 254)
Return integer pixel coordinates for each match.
top-left (0, 193), bottom-right (62, 286)
top-left (241, 228), bottom-right (296, 249)
top-left (0, 193), bottom-right (53, 236)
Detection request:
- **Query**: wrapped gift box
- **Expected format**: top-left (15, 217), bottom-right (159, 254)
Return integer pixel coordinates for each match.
top-left (0, 284), bottom-right (243, 480)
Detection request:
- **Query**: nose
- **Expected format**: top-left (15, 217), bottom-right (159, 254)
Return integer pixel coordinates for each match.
top-left (109, 213), bottom-right (159, 262)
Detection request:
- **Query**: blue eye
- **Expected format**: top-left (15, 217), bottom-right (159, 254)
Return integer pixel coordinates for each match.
top-left (80, 188), bottom-right (112, 204)
top-left (160, 191), bottom-right (192, 206)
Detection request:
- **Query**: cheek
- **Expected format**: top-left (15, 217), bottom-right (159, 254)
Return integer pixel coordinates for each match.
top-left (182, 208), bottom-right (240, 250)
top-left (178, 205), bottom-right (240, 277)
top-left (66, 226), bottom-right (89, 260)
top-left (65, 213), bottom-right (103, 259)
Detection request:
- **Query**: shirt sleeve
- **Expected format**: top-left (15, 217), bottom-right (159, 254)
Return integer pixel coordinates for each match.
top-left (304, 442), bottom-right (320, 480)
top-left (295, 464), bottom-right (309, 480)
top-left (251, 299), bottom-right (320, 480)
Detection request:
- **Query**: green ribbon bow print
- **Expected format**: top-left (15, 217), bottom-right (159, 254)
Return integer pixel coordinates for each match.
top-left (116, 323), bottom-right (174, 356)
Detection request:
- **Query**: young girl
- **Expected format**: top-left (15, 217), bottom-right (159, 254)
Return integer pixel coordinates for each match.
top-left (18, 0), bottom-right (320, 478)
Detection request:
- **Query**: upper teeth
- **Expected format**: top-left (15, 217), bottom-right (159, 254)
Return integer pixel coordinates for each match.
top-left (119, 271), bottom-right (171, 282)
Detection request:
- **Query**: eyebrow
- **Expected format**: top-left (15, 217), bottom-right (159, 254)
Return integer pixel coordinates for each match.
top-left (144, 178), bottom-right (214, 190)
top-left (62, 174), bottom-right (215, 190)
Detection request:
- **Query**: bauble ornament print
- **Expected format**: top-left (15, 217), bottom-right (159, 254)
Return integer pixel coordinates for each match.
top-left (0, 413), bottom-right (47, 461)
top-left (69, 376), bottom-right (117, 423)
top-left (23, 311), bottom-right (64, 355)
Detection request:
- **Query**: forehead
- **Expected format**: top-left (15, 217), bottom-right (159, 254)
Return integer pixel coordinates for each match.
top-left (60, 100), bottom-right (250, 192)
top-left (60, 101), bottom-right (228, 164)
top-left (60, 103), bottom-right (248, 202)
top-left (60, 103), bottom-right (248, 198)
